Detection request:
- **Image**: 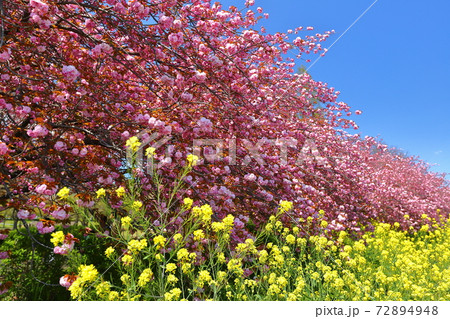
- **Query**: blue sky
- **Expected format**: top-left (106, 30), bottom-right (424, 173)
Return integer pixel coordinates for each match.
top-left (219, 0), bottom-right (450, 176)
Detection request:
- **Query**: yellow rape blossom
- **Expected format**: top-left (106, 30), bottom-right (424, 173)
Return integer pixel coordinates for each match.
top-left (121, 216), bottom-right (132, 228)
top-left (138, 268), bottom-right (153, 287)
top-left (167, 274), bottom-right (179, 284)
top-left (115, 186), bottom-right (126, 198)
top-left (126, 136), bottom-right (141, 152)
top-left (197, 270), bottom-right (213, 287)
top-left (164, 288), bottom-right (182, 301)
top-left (285, 234), bottom-right (296, 245)
top-left (96, 188), bottom-right (106, 198)
top-left (95, 281), bottom-right (111, 298)
top-left (279, 200), bottom-right (293, 212)
top-left (57, 187), bottom-right (70, 199)
top-left (127, 239), bottom-right (147, 253)
top-left (120, 274), bottom-right (130, 285)
top-left (105, 246), bottom-right (115, 258)
top-left (131, 201), bottom-right (143, 210)
top-left (153, 235), bottom-right (166, 249)
top-left (186, 154), bottom-right (199, 167)
top-left (145, 146), bottom-right (156, 157)
top-left (50, 231), bottom-right (65, 246)
top-left (177, 248), bottom-right (189, 262)
top-left (69, 264), bottom-right (99, 300)
top-left (166, 263), bottom-right (177, 273)
top-left (173, 233), bottom-right (183, 243)
top-left (192, 204), bottom-right (213, 224)
top-left (183, 197), bottom-right (193, 209)
top-left (193, 229), bottom-right (205, 241)
top-left (122, 254), bottom-right (133, 265)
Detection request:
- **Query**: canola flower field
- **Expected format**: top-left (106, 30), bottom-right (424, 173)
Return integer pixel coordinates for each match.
top-left (64, 210), bottom-right (450, 301)
top-left (1, 143), bottom-right (449, 301)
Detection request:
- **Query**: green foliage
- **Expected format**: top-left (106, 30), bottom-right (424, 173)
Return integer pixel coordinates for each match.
top-left (0, 228), bottom-right (69, 300)
top-left (0, 225), bottom-right (119, 300)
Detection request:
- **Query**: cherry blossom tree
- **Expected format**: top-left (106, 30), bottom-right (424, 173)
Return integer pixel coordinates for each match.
top-left (0, 0), bottom-right (448, 239)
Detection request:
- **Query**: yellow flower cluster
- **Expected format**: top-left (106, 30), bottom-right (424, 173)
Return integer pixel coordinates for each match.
top-left (186, 154), bottom-right (199, 167)
top-left (96, 188), bottom-right (106, 198)
top-left (121, 216), bottom-right (132, 228)
top-left (122, 254), bottom-right (133, 265)
top-left (173, 233), bottom-right (183, 243)
top-left (126, 136), bottom-right (141, 152)
top-left (236, 238), bottom-right (258, 256)
top-left (278, 200), bottom-right (293, 212)
top-left (212, 214), bottom-right (234, 233)
top-left (138, 268), bottom-right (154, 287)
top-left (50, 231), bottom-right (65, 246)
top-left (183, 197), bottom-right (193, 209)
top-left (196, 270), bottom-right (213, 287)
top-left (121, 274), bottom-right (130, 285)
top-left (145, 146), bottom-right (156, 157)
top-left (166, 263), bottom-right (177, 273)
top-left (191, 204), bottom-right (213, 224)
top-left (177, 248), bottom-right (190, 262)
top-left (127, 239), bottom-right (147, 253)
top-left (115, 186), bottom-right (126, 198)
top-left (164, 288), bottom-right (182, 301)
top-left (69, 265), bottom-right (99, 300)
top-left (193, 230), bottom-right (205, 241)
top-left (131, 200), bottom-right (143, 210)
top-left (153, 235), bottom-right (166, 249)
top-left (57, 187), bottom-right (70, 199)
top-left (95, 281), bottom-right (111, 299)
top-left (227, 258), bottom-right (244, 276)
top-left (105, 246), bottom-right (115, 258)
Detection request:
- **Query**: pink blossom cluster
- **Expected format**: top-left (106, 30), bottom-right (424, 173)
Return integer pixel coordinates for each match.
top-left (61, 65), bottom-right (80, 82)
top-left (91, 43), bottom-right (113, 57)
top-left (36, 221), bottom-right (55, 234)
top-left (59, 274), bottom-right (77, 289)
top-left (0, 48), bottom-right (11, 63)
top-left (17, 209), bottom-right (37, 220)
top-left (0, 141), bottom-right (10, 155)
top-left (54, 233), bottom-right (78, 255)
top-left (27, 125), bottom-right (49, 138)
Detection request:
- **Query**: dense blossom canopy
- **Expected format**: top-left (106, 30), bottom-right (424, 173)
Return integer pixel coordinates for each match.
top-left (0, 0), bottom-right (449, 236)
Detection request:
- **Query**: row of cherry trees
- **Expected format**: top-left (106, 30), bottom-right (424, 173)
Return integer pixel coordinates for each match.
top-left (1, 0), bottom-right (449, 240)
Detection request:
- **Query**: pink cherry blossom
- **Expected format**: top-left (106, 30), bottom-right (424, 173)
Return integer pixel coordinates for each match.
top-left (29, 0), bottom-right (49, 16)
top-left (194, 70), bottom-right (207, 83)
top-left (54, 242), bottom-right (74, 255)
top-left (35, 184), bottom-right (47, 194)
top-left (36, 221), bottom-right (54, 234)
top-left (244, 173), bottom-right (257, 182)
top-left (197, 117), bottom-right (213, 132)
top-left (79, 148), bottom-right (88, 156)
top-left (0, 49), bottom-right (11, 62)
top-left (62, 65), bottom-right (80, 82)
top-left (27, 124), bottom-right (48, 138)
top-left (17, 210), bottom-right (36, 220)
top-left (168, 32), bottom-right (184, 48)
top-left (59, 276), bottom-right (72, 288)
top-left (0, 142), bottom-right (9, 155)
top-left (51, 208), bottom-right (68, 220)
top-left (54, 141), bottom-right (66, 151)
top-left (1, 0), bottom-right (449, 244)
